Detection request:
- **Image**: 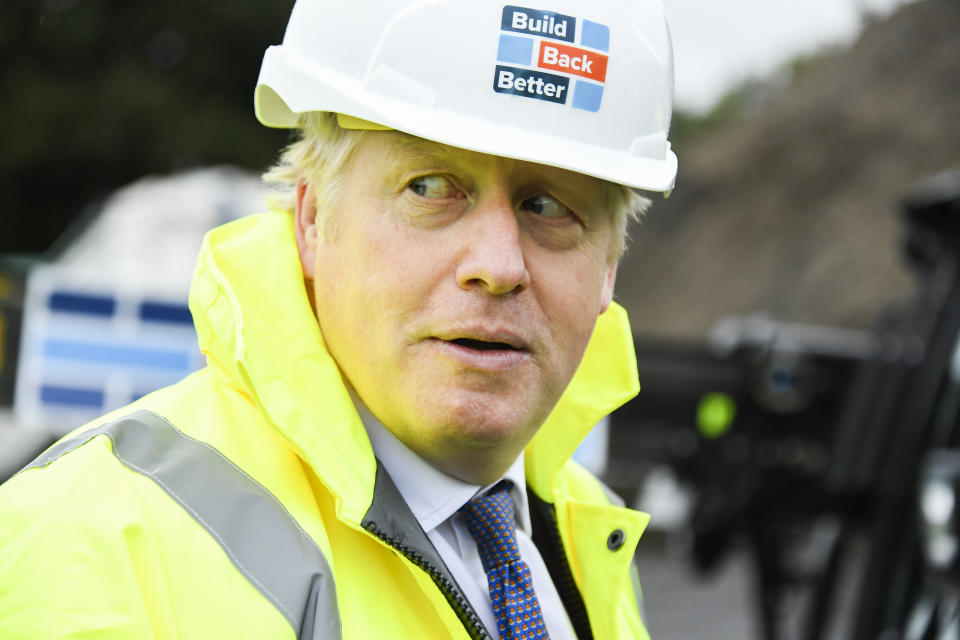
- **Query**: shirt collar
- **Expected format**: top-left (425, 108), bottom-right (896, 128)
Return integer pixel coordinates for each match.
top-left (356, 399), bottom-right (531, 535)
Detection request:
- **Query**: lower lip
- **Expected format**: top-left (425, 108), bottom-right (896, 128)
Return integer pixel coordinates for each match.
top-left (430, 339), bottom-right (530, 372)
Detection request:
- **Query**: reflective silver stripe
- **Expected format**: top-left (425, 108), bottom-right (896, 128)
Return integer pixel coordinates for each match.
top-left (19, 409), bottom-right (341, 640)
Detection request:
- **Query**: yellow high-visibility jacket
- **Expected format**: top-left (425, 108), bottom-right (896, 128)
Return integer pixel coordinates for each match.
top-left (0, 212), bottom-right (651, 639)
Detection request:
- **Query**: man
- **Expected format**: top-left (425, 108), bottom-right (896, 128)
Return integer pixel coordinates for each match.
top-left (0, 1), bottom-right (677, 638)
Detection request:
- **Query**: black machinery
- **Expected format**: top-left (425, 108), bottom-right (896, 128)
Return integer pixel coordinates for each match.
top-left (610, 168), bottom-right (960, 639)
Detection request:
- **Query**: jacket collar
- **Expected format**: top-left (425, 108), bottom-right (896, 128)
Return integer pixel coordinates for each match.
top-left (189, 211), bottom-right (639, 522)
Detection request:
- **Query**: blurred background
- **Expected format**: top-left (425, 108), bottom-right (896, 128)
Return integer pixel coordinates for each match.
top-left (2, 0), bottom-right (960, 637)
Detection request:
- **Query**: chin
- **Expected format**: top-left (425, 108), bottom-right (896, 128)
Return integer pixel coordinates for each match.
top-left (428, 394), bottom-right (545, 449)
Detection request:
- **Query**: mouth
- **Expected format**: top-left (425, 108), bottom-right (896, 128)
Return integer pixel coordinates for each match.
top-left (430, 332), bottom-right (531, 372)
top-left (448, 338), bottom-right (521, 352)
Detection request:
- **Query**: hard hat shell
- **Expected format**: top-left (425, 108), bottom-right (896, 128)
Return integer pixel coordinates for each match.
top-left (255, 0), bottom-right (677, 192)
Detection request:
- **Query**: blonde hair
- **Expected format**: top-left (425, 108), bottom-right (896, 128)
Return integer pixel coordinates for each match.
top-left (262, 112), bottom-right (366, 235)
top-left (263, 112), bottom-right (650, 261)
top-left (607, 186), bottom-right (651, 263)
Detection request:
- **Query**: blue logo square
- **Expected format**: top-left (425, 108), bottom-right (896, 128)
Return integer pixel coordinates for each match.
top-left (572, 80), bottom-right (604, 112)
top-left (581, 20), bottom-right (610, 52)
top-left (497, 34), bottom-right (535, 65)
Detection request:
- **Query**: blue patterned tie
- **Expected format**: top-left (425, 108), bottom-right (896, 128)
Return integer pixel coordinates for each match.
top-left (462, 482), bottom-right (550, 640)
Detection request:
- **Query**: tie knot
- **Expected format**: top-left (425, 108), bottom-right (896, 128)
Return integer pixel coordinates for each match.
top-left (462, 482), bottom-right (522, 568)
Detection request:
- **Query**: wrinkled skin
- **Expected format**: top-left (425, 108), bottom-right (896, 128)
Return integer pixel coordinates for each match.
top-left (296, 131), bottom-right (617, 484)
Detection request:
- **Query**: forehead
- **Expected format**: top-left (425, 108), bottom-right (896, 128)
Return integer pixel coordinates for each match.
top-left (353, 131), bottom-right (611, 197)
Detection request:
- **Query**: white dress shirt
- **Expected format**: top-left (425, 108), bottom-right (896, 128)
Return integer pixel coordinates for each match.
top-left (359, 405), bottom-right (577, 640)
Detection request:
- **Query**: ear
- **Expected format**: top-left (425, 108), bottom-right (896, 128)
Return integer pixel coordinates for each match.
top-left (598, 263), bottom-right (618, 315)
top-left (294, 177), bottom-right (318, 279)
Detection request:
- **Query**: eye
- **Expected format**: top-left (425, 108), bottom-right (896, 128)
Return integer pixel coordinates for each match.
top-left (520, 194), bottom-right (572, 219)
top-left (408, 175), bottom-right (462, 200)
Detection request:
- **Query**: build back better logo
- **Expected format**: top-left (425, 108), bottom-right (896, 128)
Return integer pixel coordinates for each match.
top-left (493, 5), bottom-right (610, 112)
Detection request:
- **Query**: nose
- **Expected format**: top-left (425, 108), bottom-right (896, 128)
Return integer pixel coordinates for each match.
top-left (455, 195), bottom-right (530, 296)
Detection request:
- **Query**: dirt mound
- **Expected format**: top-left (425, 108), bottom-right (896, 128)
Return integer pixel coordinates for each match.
top-left (618, 0), bottom-right (960, 339)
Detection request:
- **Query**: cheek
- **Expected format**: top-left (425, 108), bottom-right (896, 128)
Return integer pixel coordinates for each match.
top-left (314, 228), bottom-right (438, 338)
top-left (311, 240), bottom-right (377, 347)
top-left (534, 258), bottom-right (609, 353)
top-left (543, 245), bottom-right (610, 306)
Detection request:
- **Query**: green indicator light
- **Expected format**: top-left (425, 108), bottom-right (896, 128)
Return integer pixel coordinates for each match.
top-left (697, 392), bottom-right (737, 439)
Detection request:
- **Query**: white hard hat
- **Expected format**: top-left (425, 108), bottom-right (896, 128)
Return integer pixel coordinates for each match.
top-left (255, 0), bottom-right (677, 192)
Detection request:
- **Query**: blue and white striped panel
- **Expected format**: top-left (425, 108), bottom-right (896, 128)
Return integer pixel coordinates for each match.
top-left (15, 281), bottom-right (203, 433)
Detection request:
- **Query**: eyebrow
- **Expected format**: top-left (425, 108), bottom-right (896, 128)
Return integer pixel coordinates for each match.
top-left (387, 134), bottom-right (468, 168)
top-left (382, 131), bottom-right (607, 203)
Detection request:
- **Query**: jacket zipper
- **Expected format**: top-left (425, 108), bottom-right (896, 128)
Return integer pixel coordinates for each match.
top-left (528, 491), bottom-right (595, 640)
top-left (363, 521), bottom-right (492, 640)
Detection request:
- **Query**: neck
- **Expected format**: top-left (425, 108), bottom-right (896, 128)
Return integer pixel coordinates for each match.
top-left (350, 388), bottom-right (525, 486)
